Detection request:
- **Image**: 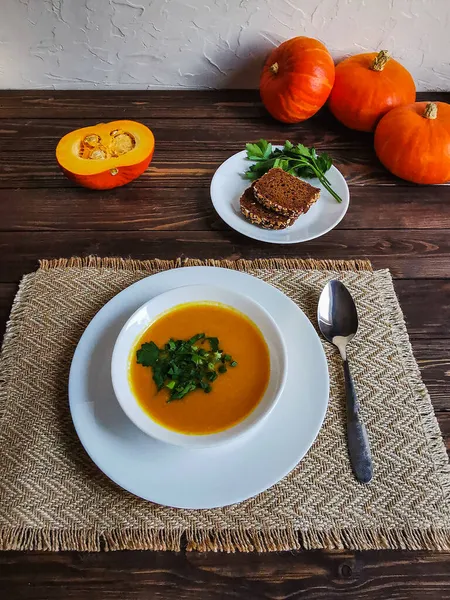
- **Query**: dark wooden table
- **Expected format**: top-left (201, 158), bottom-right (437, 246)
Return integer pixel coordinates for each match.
top-left (0, 91), bottom-right (449, 599)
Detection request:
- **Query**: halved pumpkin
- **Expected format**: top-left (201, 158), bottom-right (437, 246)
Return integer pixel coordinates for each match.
top-left (56, 120), bottom-right (155, 189)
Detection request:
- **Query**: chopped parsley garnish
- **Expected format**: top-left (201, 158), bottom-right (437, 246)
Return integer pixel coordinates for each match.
top-left (136, 333), bottom-right (237, 401)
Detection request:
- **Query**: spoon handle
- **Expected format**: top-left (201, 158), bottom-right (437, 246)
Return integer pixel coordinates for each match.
top-left (343, 359), bottom-right (373, 484)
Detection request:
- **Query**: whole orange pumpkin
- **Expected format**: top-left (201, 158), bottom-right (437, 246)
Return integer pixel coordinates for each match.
top-left (328, 50), bottom-right (416, 132)
top-left (260, 37), bottom-right (335, 123)
top-left (374, 101), bottom-right (450, 184)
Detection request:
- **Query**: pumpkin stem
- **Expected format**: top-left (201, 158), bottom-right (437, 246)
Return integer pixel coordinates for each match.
top-left (371, 50), bottom-right (390, 71)
top-left (269, 62), bottom-right (279, 75)
top-left (423, 102), bottom-right (438, 119)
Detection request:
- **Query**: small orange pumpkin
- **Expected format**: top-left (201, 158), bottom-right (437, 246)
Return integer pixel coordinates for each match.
top-left (328, 50), bottom-right (416, 132)
top-left (56, 120), bottom-right (155, 189)
top-left (374, 101), bottom-right (450, 184)
top-left (260, 37), bottom-right (335, 123)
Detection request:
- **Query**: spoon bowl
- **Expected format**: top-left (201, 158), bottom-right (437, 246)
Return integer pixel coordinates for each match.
top-left (318, 280), bottom-right (358, 356)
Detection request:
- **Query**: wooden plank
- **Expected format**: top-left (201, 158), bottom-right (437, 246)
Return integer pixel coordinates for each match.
top-left (0, 116), bottom-right (379, 153)
top-left (1, 146), bottom-right (446, 189)
top-left (413, 340), bottom-right (450, 411)
top-left (0, 117), bottom-right (444, 189)
top-left (1, 187), bottom-right (450, 232)
top-left (0, 187), bottom-right (219, 232)
top-left (438, 412), bottom-right (450, 451)
top-left (0, 549), bottom-right (449, 600)
top-left (0, 90), bottom-right (267, 119)
top-left (0, 230), bottom-right (449, 281)
top-left (0, 283), bottom-right (17, 339)
top-left (0, 90), bottom-right (446, 119)
top-left (0, 152), bottom-right (400, 189)
top-left (396, 280), bottom-right (450, 338)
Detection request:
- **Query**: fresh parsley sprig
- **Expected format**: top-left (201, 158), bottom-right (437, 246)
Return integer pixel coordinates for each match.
top-left (136, 333), bottom-right (237, 402)
top-left (245, 139), bottom-right (342, 203)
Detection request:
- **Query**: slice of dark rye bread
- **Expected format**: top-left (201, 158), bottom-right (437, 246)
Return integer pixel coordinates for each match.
top-left (240, 187), bottom-right (297, 230)
top-left (252, 168), bottom-right (321, 217)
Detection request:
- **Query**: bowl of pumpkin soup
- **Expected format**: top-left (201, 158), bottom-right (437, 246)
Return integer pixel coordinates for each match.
top-left (111, 285), bottom-right (287, 448)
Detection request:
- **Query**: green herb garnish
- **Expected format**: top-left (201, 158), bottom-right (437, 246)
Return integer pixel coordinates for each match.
top-left (136, 334), bottom-right (237, 402)
top-left (244, 139), bottom-right (342, 203)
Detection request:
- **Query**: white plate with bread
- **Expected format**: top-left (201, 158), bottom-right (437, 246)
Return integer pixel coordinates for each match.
top-left (210, 148), bottom-right (349, 244)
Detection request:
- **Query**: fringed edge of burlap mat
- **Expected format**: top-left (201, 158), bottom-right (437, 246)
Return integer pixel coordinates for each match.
top-left (38, 256), bottom-right (374, 273)
top-left (2, 526), bottom-right (450, 553)
top-left (1, 256), bottom-right (450, 553)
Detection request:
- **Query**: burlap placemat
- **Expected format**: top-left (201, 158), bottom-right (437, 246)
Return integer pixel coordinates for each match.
top-left (0, 257), bottom-right (449, 552)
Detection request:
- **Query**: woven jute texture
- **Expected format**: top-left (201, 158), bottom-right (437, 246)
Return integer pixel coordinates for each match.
top-left (0, 257), bottom-right (449, 553)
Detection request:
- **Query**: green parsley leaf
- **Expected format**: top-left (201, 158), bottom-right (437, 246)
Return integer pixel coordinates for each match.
top-left (245, 142), bottom-right (264, 160)
top-left (192, 354), bottom-right (204, 365)
top-left (152, 365), bottom-right (165, 390)
top-left (315, 152), bottom-right (332, 173)
top-left (136, 341), bottom-right (159, 367)
top-left (245, 139), bottom-right (273, 161)
top-left (206, 336), bottom-right (219, 352)
top-left (189, 333), bottom-right (205, 345)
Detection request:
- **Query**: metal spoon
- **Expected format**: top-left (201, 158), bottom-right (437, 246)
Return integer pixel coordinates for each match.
top-left (318, 280), bottom-right (373, 484)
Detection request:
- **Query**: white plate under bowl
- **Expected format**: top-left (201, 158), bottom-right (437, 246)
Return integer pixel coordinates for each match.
top-left (111, 284), bottom-right (287, 448)
top-left (210, 148), bottom-right (349, 244)
top-left (69, 267), bottom-right (329, 509)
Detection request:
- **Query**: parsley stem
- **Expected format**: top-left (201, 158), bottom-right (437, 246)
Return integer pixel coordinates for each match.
top-left (309, 155), bottom-right (343, 204)
top-left (276, 155), bottom-right (343, 204)
top-left (316, 173), bottom-right (343, 203)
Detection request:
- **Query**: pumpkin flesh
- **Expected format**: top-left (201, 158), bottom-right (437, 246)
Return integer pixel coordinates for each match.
top-left (56, 120), bottom-right (155, 189)
top-left (374, 101), bottom-right (450, 184)
top-left (260, 37), bottom-right (335, 123)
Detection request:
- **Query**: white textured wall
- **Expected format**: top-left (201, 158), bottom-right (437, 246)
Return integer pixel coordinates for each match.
top-left (1, 0), bottom-right (449, 91)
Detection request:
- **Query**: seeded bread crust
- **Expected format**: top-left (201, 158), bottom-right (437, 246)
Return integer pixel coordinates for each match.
top-left (240, 187), bottom-right (296, 230)
top-left (252, 168), bottom-right (320, 217)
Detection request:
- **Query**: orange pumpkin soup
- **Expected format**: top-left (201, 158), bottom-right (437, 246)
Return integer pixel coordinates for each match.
top-left (128, 302), bottom-right (270, 435)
